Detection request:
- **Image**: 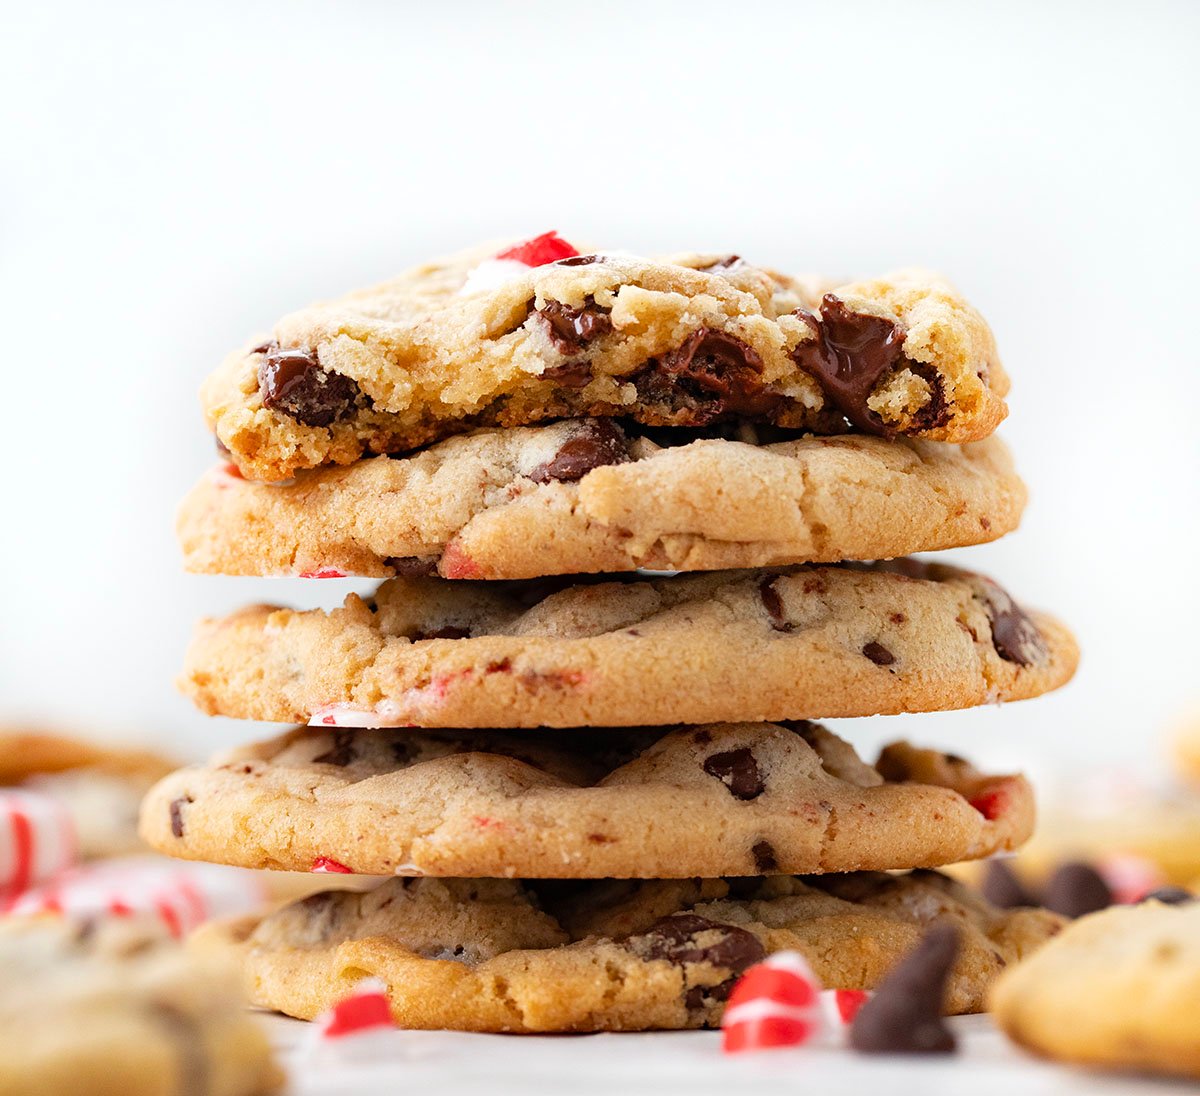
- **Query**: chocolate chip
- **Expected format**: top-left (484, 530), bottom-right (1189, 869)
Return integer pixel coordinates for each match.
top-left (905, 362), bottom-right (951, 431)
top-left (759, 577), bottom-right (793, 632)
top-left (1139, 886), bottom-right (1194, 905)
top-left (168, 796), bottom-right (192, 839)
top-left (1044, 862), bottom-right (1112, 918)
top-left (631, 914), bottom-right (765, 997)
top-left (538, 298), bottom-right (613, 355)
top-left (251, 341), bottom-right (277, 355)
top-left (651, 329), bottom-right (782, 418)
top-left (313, 731), bottom-right (358, 768)
top-left (862, 641), bottom-right (896, 666)
top-left (384, 556), bottom-right (437, 576)
top-left (981, 860), bottom-right (1037, 909)
top-left (752, 840), bottom-right (778, 873)
top-left (258, 347), bottom-right (362, 427)
top-left (702, 748), bottom-right (765, 800)
top-left (528, 418), bottom-right (630, 484)
top-left (791, 296), bottom-right (910, 436)
top-left (539, 360), bottom-right (594, 388)
top-left (980, 579), bottom-right (1048, 667)
top-left (849, 924), bottom-right (960, 1055)
top-left (555, 254), bottom-right (601, 267)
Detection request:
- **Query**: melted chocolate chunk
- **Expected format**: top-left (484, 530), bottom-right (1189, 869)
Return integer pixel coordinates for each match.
top-left (697, 255), bottom-right (743, 273)
top-left (758, 577), bottom-right (793, 632)
top-left (981, 860), bottom-right (1037, 909)
top-left (168, 796), bottom-right (192, 839)
top-left (554, 254), bottom-right (602, 267)
top-left (527, 418), bottom-right (630, 484)
top-left (752, 840), bottom-right (779, 873)
top-left (849, 924), bottom-right (960, 1054)
top-left (980, 579), bottom-right (1048, 667)
top-left (384, 556), bottom-right (437, 576)
top-left (540, 360), bottom-right (594, 388)
top-left (1139, 886), bottom-right (1194, 905)
top-left (538, 299), bottom-right (613, 355)
top-left (905, 362), bottom-right (951, 431)
top-left (642, 329), bottom-right (782, 419)
top-left (791, 296), bottom-right (910, 436)
top-left (313, 731), bottom-right (358, 768)
top-left (631, 914), bottom-right (765, 994)
top-left (702, 748), bottom-right (765, 800)
top-left (258, 347), bottom-right (362, 427)
top-left (1044, 862), bottom-right (1112, 918)
top-left (862, 641), bottom-right (896, 666)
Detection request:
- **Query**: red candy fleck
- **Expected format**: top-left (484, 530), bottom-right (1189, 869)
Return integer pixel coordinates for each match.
top-left (312, 857), bottom-right (353, 874)
top-left (440, 542), bottom-right (483, 580)
top-left (319, 979), bottom-right (395, 1039)
top-left (831, 988), bottom-right (870, 1024)
top-left (472, 816), bottom-right (506, 830)
top-left (495, 231), bottom-right (579, 267)
top-left (1098, 853), bottom-right (1166, 904)
top-left (969, 788), bottom-right (1007, 821)
top-left (300, 568), bottom-right (348, 579)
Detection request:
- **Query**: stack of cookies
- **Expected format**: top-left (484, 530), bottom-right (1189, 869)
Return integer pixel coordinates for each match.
top-left (142, 233), bottom-right (1078, 1033)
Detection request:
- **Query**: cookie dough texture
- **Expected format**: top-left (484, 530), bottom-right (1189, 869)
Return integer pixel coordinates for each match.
top-left (180, 563), bottom-right (1078, 728)
top-left (202, 243), bottom-right (1009, 482)
top-left (0, 730), bottom-right (176, 859)
top-left (179, 421), bottom-right (1026, 579)
top-left (991, 900), bottom-right (1200, 1078)
top-left (195, 870), bottom-right (1063, 1033)
top-left (0, 916), bottom-right (281, 1096)
top-left (140, 722), bottom-right (1033, 878)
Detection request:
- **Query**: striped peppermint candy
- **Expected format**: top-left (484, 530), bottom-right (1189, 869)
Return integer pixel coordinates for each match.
top-left (0, 788), bottom-right (78, 897)
top-left (5, 856), bottom-right (268, 937)
top-left (721, 950), bottom-right (823, 1053)
top-left (308, 702), bottom-right (412, 729)
top-left (458, 232), bottom-right (580, 296)
top-left (316, 978), bottom-right (395, 1040)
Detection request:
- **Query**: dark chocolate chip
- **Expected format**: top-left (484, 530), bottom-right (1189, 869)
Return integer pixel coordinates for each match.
top-left (791, 295), bottom-right (909, 436)
top-left (537, 298), bottom-right (613, 355)
top-left (251, 340), bottom-right (278, 356)
top-left (849, 924), bottom-right (960, 1055)
top-left (980, 579), bottom-right (1048, 667)
top-left (905, 362), bottom-right (951, 432)
top-left (555, 254), bottom-right (601, 267)
top-left (862, 641), bottom-right (896, 666)
top-left (631, 914), bottom-right (765, 990)
top-left (313, 731), bottom-right (358, 768)
top-left (1044, 862), bottom-right (1113, 918)
top-left (384, 556), bottom-right (437, 577)
top-left (539, 360), bottom-right (594, 388)
top-left (168, 796), bottom-right (192, 839)
top-left (527, 418), bottom-right (630, 484)
top-left (702, 748), bottom-right (765, 800)
top-left (258, 346), bottom-right (362, 427)
top-left (759, 577), bottom-right (793, 632)
top-left (1138, 886), bottom-right (1194, 905)
top-left (697, 255), bottom-right (743, 273)
top-left (752, 840), bottom-right (779, 873)
top-left (654, 329), bottom-right (781, 418)
top-left (981, 860), bottom-right (1037, 909)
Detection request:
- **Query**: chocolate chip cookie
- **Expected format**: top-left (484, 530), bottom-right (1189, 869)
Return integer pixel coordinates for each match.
top-left (0, 915), bottom-right (281, 1095)
top-left (140, 722), bottom-right (1032, 877)
top-left (202, 237), bottom-right (1008, 482)
top-left (180, 419), bottom-right (1025, 579)
top-left (179, 562), bottom-right (1077, 728)
top-left (990, 898), bottom-right (1200, 1078)
top-left (192, 870), bottom-right (1062, 1033)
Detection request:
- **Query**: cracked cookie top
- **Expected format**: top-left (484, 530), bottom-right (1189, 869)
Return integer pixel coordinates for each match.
top-left (201, 236), bottom-right (1009, 482)
top-left (194, 869), bottom-right (1063, 1033)
top-left (179, 562), bottom-right (1077, 728)
top-left (140, 721), bottom-right (1033, 878)
top-left (179, 419), bottom-right (1026, 579)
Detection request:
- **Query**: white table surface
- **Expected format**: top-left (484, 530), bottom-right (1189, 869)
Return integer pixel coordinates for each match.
top-left (263, 1012), bottom-right (1193, 1096)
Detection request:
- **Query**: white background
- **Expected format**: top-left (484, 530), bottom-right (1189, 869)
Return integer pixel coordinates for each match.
top-left (2, 0), bottom-right (1197, 779)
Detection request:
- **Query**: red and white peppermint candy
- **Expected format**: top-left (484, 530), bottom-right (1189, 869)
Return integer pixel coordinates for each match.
top-left (308, 702), bottom-right (412, 729)
top-left (459, 231), bottom-right (579, 296)
top-left (722, 951), bottom-right (823, 1053)
top-left (1098, 852), bottom-right (1167, 904)
top-left (311, 857), bottom-right (354, 874)
top-left (0, 788), bottom-right (78, 897)
top-left (316, 978), bottom-right (395, 1040)
top-left (298, 568), bottom-right (348, 579)
top-left (5, 856), bottom-right (268, 937)
top-left (819, 987), bottom-right (871, 1027)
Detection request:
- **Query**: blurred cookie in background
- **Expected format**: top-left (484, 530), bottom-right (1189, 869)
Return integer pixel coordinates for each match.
top-left (0, 914), bottom-right (282, 1095)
